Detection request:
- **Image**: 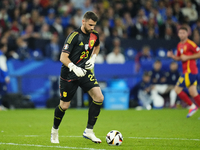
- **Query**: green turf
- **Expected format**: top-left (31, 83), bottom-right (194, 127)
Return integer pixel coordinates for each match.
top-left (0, 108), bottom-right (200, 150)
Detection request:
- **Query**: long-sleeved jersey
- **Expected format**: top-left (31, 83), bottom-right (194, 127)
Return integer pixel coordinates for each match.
top-left (60, 28), bottom-right (100, 81)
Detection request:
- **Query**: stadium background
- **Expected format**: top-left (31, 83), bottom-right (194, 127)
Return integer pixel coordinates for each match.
top-left (1, 0), bottom-right (200, 108)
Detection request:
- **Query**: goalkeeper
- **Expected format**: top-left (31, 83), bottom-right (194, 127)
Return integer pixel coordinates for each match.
top-left (50, 11), bottom-right (103, 144)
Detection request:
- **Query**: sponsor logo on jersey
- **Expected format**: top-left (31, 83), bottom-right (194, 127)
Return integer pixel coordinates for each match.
top-left (63, 91), bottom-right (67, 97)
top-left (85, 44), bottom-right (89, 50)
top-left (90, 40), bottom-right (94, 47)
top-left (79, 42), bottom-right (84, 46)
top-left (63, 44), bottom-right (69, 50)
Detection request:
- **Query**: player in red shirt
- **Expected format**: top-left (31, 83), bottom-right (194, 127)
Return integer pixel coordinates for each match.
top-left (167, 27), bottom-right (200, 118)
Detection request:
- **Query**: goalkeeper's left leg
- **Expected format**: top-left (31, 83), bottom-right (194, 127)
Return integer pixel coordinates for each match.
top-left (83, 87), bottom-right (104, 143)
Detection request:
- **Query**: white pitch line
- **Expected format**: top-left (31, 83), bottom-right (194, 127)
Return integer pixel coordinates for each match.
top-left (4, 135), bottom-right (200, 141)
top-left (59, 136), bottom-right (200, 141)
top-left (0, 142), bottom-right (106, 150)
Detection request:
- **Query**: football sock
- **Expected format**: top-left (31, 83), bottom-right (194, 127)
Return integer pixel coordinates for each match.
top-left (177, 91), bottom-right (192, 106)
top-left (170, 89), bottom-right (177, 107)
top-left (87, 100), bottom-right (102, 129)
top-left (193, 95), bottom-right (200, 107)
top-left (189, 103), bottom-right (196, 109)
top-left (53, 105), bottom-right (66, 129)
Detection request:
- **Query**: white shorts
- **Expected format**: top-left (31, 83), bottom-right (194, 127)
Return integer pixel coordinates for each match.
top-left (153, 84), bottom-right (168, 94)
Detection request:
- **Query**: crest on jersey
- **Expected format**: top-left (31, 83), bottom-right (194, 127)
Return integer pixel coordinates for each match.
top-left (64, 44), bottom-right (69, 50)
top-left (196, 47), bottom-right (200, 52)
top-left (63, 91), bottom-right (67, 97)
top-left (180, 48), bottom-right (183, 54)
top-left (90, 40), bottom-right (94, 47)
top-left (85, 44), bottom-right (89, 50)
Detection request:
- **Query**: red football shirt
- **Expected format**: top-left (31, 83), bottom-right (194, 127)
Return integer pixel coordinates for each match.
top-left (177, 39), bottom-right (200, 74)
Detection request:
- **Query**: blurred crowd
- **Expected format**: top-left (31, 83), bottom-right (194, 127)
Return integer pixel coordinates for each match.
top-left (1, 0), bottom-right (200, 110)
top-left (131, 60), bottom-right (180, 110)
top-left (0, 0), bottom-right (200, 62)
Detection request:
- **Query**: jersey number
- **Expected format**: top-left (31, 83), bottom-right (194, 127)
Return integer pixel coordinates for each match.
top-left (88, 74), bottom-right (94, 81)
top-left (80, 51), bottom-right (89, 59)
top-left (88, 74), bottom-right (98, 84)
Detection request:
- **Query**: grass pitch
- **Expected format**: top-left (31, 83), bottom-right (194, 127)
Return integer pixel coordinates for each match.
top-left (0, 108), bottom-right (200, 150)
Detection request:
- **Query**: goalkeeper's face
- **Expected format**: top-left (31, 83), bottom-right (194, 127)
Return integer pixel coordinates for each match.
top-left (178, 29), bottom-right (188, 41)
top-left (82, 19), bottom-right (97, 34)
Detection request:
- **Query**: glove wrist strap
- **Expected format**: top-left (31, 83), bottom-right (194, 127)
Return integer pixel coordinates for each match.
top-left (91, 54), bottom-right (97, 60)
top-left (68, 62), bottom-right (75, 71)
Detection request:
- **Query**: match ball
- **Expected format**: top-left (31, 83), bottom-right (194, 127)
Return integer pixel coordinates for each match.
top-left (106, 130), bottom-right (123, 146)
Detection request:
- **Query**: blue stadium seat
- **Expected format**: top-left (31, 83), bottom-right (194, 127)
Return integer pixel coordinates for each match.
top-left (124, 48), bottom-right (137, 61)
top-left (30, 49), bottom-right (44, 60)
top-left (140, 59), bottom-right (154, 71)
top-left (155, 48), bottom-right (168, 58)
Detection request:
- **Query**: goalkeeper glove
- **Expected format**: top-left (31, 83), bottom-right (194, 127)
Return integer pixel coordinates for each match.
top-left (68, 62), bottom-right (87, 77)
top-left (85, 54), bottom-right (96, 70)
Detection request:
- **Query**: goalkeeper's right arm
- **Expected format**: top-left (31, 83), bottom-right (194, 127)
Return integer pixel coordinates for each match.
top-left (60, 52), bottom-right (86, 77)
top-left (68, 62), bottom-right (86, 77)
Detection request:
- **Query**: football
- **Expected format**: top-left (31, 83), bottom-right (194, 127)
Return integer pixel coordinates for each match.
top-left (106, 130), bottom-right (123, 146)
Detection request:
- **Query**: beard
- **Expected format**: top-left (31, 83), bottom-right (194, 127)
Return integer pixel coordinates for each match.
top-left (84, 26), bottom-right (93, 34)
top-left (180, 37), bottom-right (187, 42)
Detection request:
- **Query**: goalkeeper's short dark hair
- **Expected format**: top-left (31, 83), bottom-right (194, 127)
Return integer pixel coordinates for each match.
top-left (83, 11), bottom-right (98, 22)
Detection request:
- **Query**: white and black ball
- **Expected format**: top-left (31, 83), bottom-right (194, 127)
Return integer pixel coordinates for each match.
top-left (106, 130), bottom-right (123, 146)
